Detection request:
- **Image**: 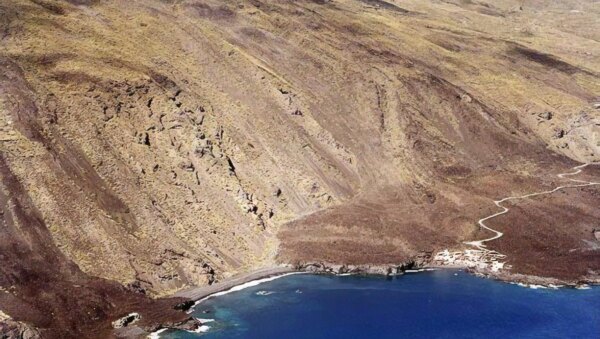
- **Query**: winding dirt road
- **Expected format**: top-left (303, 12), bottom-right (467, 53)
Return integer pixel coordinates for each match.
top-left (465, 163), bottom-right (600, 251)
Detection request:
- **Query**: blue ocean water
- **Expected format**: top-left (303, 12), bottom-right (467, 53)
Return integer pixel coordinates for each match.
top-left (162, 270), bottom-right (600, 338)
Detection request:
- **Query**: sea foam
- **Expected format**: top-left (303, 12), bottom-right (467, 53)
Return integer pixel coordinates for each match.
top-left (193, 272), bottom-right (305, 306)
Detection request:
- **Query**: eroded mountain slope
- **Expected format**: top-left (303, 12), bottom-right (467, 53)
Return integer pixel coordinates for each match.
top-left (0, 0), bottom-right (599, 337)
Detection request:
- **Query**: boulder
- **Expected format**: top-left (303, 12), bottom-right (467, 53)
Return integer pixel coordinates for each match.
top-left (538, 111), bottom-right (553, 120)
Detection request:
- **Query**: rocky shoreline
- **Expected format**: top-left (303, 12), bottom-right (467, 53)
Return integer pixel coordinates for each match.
top-left (293, 252), bottom-right (432, 277)
top-left (292, 249), bottom-right (600, 290)
top-left (114, 267), bottom-right (295, 337)
top-left (476, 271), bottom-right (600, 289)
top-left (113, 312), bottom-right (202, 338)
top-left (114, 254), bottom-right (599, 337)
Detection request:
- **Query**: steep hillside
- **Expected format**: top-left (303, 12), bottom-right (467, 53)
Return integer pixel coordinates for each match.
top-left (0, 0), bottom-right (599, 336)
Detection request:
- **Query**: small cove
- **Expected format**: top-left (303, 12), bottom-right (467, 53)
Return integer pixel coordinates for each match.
top-left (160, 270), bottom-right (600, 338)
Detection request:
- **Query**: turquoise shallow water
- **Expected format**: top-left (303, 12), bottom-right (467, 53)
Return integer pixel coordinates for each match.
top-left (162, 270), bottom-right (600, 338)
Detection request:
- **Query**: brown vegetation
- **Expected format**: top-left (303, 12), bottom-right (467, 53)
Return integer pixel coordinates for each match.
top-left (0, 0), bottom-right (599, 336)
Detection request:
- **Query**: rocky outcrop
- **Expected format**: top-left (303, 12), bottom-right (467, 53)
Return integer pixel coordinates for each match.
top-left (298, 262), bottom-right (407, 276)
top-left (111, 313), bottom-right (141, 329)
top-left (295, 252), bottom-right (433, 276)
top-left (560, 111), bottom-right (600, 162)
top-left (0, 319), bottom-right (41, 339)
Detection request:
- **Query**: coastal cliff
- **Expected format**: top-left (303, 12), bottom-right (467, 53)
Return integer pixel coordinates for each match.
top-left (1, 0), bottom-right (599, 337)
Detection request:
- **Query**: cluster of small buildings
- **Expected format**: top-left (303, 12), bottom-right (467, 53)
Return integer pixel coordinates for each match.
top-left (432, 249), bottom-right (509, 273)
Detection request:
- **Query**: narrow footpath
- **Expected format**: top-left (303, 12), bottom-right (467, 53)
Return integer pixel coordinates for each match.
top-left (465, 163), bottom-right (600, 250)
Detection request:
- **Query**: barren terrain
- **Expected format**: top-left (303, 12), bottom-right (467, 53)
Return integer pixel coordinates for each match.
top-left (0, 0), bottom-right (599, 337)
